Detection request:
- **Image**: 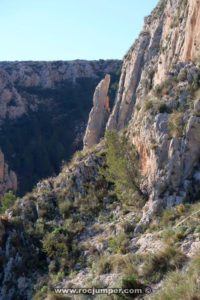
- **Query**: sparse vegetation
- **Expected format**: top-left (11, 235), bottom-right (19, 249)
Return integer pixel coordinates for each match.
top-left (141, 246), bottom-right (187, 283)
top-left (170, 15), bottom-right (179, 29)
top-left (177, 69), bottom-right (187, 82)
top-left (0, 191), bottom-right (17, 214)
top-left (58, 199), bottom-right (71, 217)
top-left (168, 111), bottom-right (184, 137)
top-left (150, 253), bottom-right (200, 300)
top-left (2, 3), bottom-right (200, 299)
top-left (144, 100), bottom-right (154, 111)
top-left (143, 97), bottom-right (170, 114)
top-left (108, 232), bottom-right (129, 254)
top-left (121, 274), bottom-right (146, 298)
top-left (153, 79), bottom-right (174, 97)
top-left (0, 63), bottom-right (121, 196)
top-left (42, 229), bottom-right (68, 259)
top-left (102, 131), bottom-right (144, 206)
top-left (94, 256), bottom-right (112, 275)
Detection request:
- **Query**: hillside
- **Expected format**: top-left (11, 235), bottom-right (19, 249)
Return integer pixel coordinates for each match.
top-left (1, 0), bottom-right (200, 299)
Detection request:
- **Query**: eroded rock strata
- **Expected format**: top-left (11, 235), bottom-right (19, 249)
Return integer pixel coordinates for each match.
top-left (106, 0), bottom-right (200, 224)
top-left (0, 0), bottom-right (200, 299)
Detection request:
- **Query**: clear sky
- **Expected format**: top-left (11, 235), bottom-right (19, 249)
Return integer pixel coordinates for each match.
top-left (0, 0), bottom-right (158, 61)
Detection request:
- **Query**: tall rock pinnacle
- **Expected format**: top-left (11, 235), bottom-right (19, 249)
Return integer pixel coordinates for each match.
top-left (83, 74), bottom-right (111, 149)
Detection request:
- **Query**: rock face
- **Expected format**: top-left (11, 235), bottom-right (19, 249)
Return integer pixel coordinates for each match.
top-left (181, 0), bottom-right (200, 62)
top-left (0, 69), bottom-right (26, 123)
top-left (105, 0), bottom-right (200, 223)
top-left (0, 149), bottom-right (17, 196)
top-left (107, 0), bottom-right (200, 130)
top-left (0, 60), bottom-right (121, 194)
top-left (83, 74), bottom-right (111, 148)
top-left (1, 1), bottom-right (200, 298)
top-left (0, 144), bottom-right (109, 300)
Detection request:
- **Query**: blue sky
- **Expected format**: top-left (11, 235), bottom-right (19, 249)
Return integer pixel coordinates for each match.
top-left (0, 0), bottom-right (158, 61)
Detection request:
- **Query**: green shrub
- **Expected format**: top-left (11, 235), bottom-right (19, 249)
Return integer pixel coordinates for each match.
top-left (168, 112), bottom-right (184, 137)
top-left (108, 232), bottom-right (129, 254)
top-left (176, 204), bottom-right (186, 214)
top-left (35, 220), bottom-right (45, 237)
top-left (75, 194), bottom-right (101, 215)
top-left (177, 69), bottom-right (187, 82)
top-left (189, 253), bottom-right (200, 277)
top-left (58, 200), bottom-right (71, 217)
top-left (121, 274), bottom-right (139, 288)
top-left (33, 285), bottom-right (48, 300)
top-left (194, 225), bottom-right (200, 233)
top-left (170, 15), bottom-right (179, 29)
top-left (42, 229), bottom-right (68, 259)
top-left (160, 208), bottom-right (177, 227)
top-left (144, 100), bottom-right (153, 111)
top-left (154, 84), bottom-right (162, 97)
top-left (142, 246), bottom-right (186, 283)
top-left (150, 270), bottom-right (199, 300)
top-left (144, 99), bottom-right (170, 114)
top-left (174, 226), bottom-right (187, 241)
top-left (0, 191), bottom-right (17, 213)
top-left (111, 254), bottom-right (138, 275)
top-left (150, 252), bottom-right (200, 300)
top-left (135, 104), bottom-right (141, 111)
top-left (95, 256), bottom-right (112, 275)
top-left (108, 238), bottom-right (118, 252)
top-left (188, 73), bottom-right (200, 93)
top-left (121, 274), bottom-right (147, 299)
top-left (102, 131), bottom-right (143, 206)
top-left (153, 78), bottom-right (176, 97)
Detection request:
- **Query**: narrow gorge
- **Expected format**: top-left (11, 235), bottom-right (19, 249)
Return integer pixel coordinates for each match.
top-left (0, 60), bottom-right (121, 195)
top-left (0, 0), bottom-right (200, 299)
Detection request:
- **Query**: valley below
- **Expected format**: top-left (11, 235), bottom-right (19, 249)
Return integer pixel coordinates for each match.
top-left (1, 0), bottom-right (200, 299)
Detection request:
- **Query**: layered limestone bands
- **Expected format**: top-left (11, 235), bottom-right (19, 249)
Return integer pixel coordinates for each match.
top-left (0, 60), bottom-right (120, 124)
top-left (107, 0), bottom-right (200, 132)
top-left (181, 0), bottom-right (200, 62)
top-left (107, 3), bottom-right (164, 130)
top-left (104, 0), bottom-right (200, 224)
top-left (83, 74), bottom-right (111, 148)
top-left (0, 69), bottom-right (26, 122)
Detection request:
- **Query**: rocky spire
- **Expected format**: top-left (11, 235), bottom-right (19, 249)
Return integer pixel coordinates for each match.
top-left (83, 74), bottom-right (111, 149)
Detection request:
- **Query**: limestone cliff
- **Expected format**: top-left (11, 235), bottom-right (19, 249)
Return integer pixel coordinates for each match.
top-left (83, 74), bottom-right (111, 148)
top-left (105, 0), bottom-right (200, 224)
top-left (1, 1), bottom-right (200, 299)
top-left (107, 0), bottom-right (200, 130)
top-left (0, 60), bottom-right (121, 194)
